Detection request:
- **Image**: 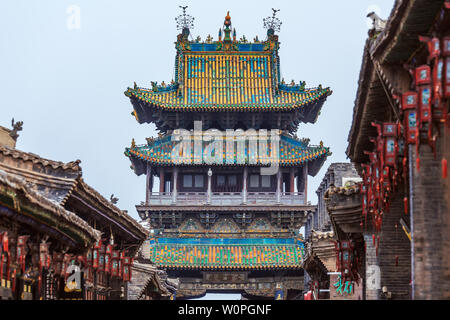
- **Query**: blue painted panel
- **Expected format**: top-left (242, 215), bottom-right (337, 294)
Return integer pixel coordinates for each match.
top-left (154, 237), bottom-right (296, 245)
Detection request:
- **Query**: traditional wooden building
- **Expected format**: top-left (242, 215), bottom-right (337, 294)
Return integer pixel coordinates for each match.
top-left (124, 9), bottom-right (332, 299)
top-left (302, 163), bottom-right (362, 300)
top-left (0, 121), bottom-right (150, 300)
top-left (332, 0), bottom-right (450, 299)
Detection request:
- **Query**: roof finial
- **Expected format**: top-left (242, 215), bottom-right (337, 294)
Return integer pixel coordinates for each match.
top-left (263, 8), bottom-right (282, 36)
top-left (223, 11), bottom-right (232, 42)
top-left (175, 5), bottom-right (194, 37)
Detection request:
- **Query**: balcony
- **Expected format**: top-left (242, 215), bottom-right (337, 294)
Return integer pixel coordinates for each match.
top-left (145, 192), bottom-right (306, 206)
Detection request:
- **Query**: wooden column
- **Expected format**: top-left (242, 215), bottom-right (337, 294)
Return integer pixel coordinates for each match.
top-left (304, 163), bottom-right (308, 204)
top-left (145, 163), bottom-right (153, 205)
top-left (159, 168), bottom-right (165, 193)
top-left (172, 167), bottom-right (178, 204)
top-left (289, 167), bottom-right (295, 193)
top-left (276, 168), bottom-right (282, 204)
top-left (242, 167), bottom-right (248, 204)
top-left (207, 168), bottom-right (212, 204)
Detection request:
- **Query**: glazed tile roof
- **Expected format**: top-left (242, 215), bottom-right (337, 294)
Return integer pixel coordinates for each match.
top-left (149, 238), bottom-right (305, 270)
top-left (125, 133), bottom-right (331, 167)
top-left (125, 58), bottom-right (331, 112)
top-left (125, 15), bottom-right (331, 113)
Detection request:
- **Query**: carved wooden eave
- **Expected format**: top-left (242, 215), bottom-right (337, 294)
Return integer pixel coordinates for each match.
top-left (72, 178), bottom-right (148, 242)
top-left (324, 184), bottom-right (363, 235)
top-left (346, 0), bottom-right (445, 166)
top-left (303, 230), bottom-right (336, 274)
top-left (0, 145), bottom-right (147, 253)
top-left (0, 145), bottom-right (81, 204)
top-left (0, 169), bottom-right (100, 251)
top-left (132, 262), bottom-right (177, 299)
top-left (310, 230), bottom-right (336, 272)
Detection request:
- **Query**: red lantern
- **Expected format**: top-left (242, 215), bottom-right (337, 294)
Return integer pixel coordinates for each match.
top-left (121, 254), bottom-right (132, 282)
top-left (17, 236), bottom-right (29, 273)
top-left (443, 37), bottom-right (450, 56)
top-left (52, 252), bottom-right (63, 275)
top-left (419, 86), bottom-right (432, 123)
top-left (402, 91), bottom-right (418, 110)
top-left (382, 166), bottom-right (391, 192)
top-left (1, 232), bottom-right (8, 253)
top-left (383, 123), bottom-right (398, 167)
top-left (105, 244), bottom-right (114, 274)
top-left (0, 232), bottom-right (10, 284)
top-left (98, 244), bottom-right (106, 272)
top-left (94, 239), bottom-right (103, 249)
top-left (445, 57), bottom-right (450, 98)
top-left (429, 38), bottom-right (441, 59)
top-left (334, 240), bottom-right (355, 280)
top-left (419, 36), bottom-right (441, 61)
top-left (39, 242), bottom-right (51, 271)
top-left (415, 65), bottom-right (431, 85)
top-left (404, 109), bottom-right (418, 144)
top-left (111, 250), bottom-right (120, 277)
top-left (86, 249), bottom-right (93, 268)
top-left (92, 248), bottom-right (99, 269)
top-left (433, 59), bottom-right (444, 98)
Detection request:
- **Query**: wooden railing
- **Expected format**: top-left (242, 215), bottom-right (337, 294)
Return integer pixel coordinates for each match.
top-left (146, 192), bottom-right (305, 206)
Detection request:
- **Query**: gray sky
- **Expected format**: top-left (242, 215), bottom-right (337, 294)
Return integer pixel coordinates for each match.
top-left (0, 0), bottom-right (395, 299)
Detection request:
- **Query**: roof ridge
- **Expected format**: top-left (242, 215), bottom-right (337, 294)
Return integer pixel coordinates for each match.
top-left (0, 145), bottom-right (82, 172)
top-left (77, 177), bottom-right (148, 236)
top-left (0, 169), bottom-right (100, 242)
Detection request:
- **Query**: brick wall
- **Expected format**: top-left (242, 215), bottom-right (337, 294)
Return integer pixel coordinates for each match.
top-left (443, 124), bottom-right (450, 299)
top-left (411, 124), bottom-right (449, 299)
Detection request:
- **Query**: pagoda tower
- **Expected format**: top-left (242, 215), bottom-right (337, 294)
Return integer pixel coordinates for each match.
top-left (124, 9), bottom-right (332, 299)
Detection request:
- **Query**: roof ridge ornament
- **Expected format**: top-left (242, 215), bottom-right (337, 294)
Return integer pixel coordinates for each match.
top-left (222, 11), bottom-right (232, 42)
top-left (263, 8), bottom-right (282, 36)
top-left (175, 5), bottom-right (194, 38)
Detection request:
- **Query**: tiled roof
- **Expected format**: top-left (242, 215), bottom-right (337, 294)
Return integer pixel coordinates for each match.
top-left (125, 133), bottom-right (330, 166)
top-left (76, 178), bottom-right (149, 238)
top-left (149, 238), bottom-right (305, 269)
top-left (125, 31), bottom-right (331, 112)
top-left (0, 145), bottom-right (81, 172)
top-left (0, 169), bottom-right (100, 246)
top-left (125, 77), bottom-right (330, 112)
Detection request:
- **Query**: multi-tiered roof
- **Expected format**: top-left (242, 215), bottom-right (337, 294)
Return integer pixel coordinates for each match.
top-left (124, 10), bottom-right (331, 273)
top-left (126, 133), bottom-right (330, 176)
top-left (124, 11), bottom-right (332, 133)
top-left (125, 11), bottom-right (332, 175)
